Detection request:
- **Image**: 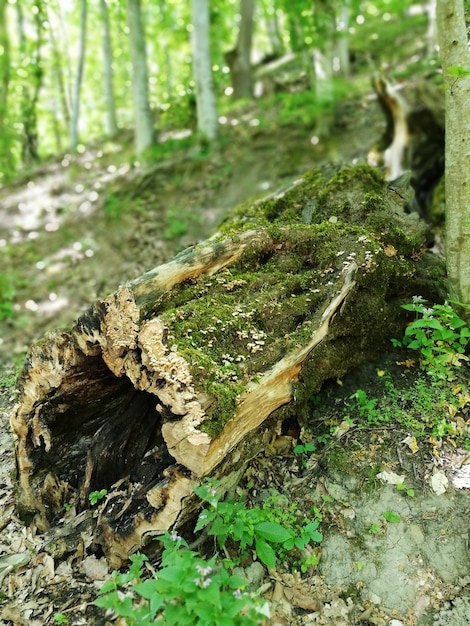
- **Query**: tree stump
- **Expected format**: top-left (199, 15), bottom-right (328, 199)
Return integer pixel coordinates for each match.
top-left (10, 164), bottom-right (446, 567)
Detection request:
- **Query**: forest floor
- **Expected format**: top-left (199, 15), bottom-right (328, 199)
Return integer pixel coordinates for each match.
top-left (0, 84), bottom-right (469, 625)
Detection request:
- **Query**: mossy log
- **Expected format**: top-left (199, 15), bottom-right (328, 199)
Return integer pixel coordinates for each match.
top-left (10, 164), bottom-right (446, 567)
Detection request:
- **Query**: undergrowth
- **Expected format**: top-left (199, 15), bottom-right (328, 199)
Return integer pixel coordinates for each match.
top-left (83, 298), bottom-right (470, 624)
top-left (343, 298), bottom-right (470, 448)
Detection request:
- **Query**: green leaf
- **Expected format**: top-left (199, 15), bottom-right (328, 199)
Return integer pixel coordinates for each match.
top-left (447, 65), bottom-right (470, 77)
top-left (383, 511), bottom-right (401, 523)
top-left (194, 508), bottom-right (216, 532)
top-left (255, 537), bottom-right (276, 568)
top-left (254, 521), bottom-right (292, 543)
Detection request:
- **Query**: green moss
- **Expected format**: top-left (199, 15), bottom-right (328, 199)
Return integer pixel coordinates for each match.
top-left (145, 165), bottom-right (443, 438)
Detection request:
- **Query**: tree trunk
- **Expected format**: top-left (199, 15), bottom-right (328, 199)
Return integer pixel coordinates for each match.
top-left (226, 0), bottom-right (254, 100)
top-left (47, 5), bottom-right (70, 133)
top-left (0, 0), bottom-right (12, 181)
top-left (126, 0), bottom-right (155, 155)
top-left (69, 0), bottom-right (87, 151)
top-left (16, 0), bottom-right (44, 164)
top-left (191, 0), bottom-right (218, 142)
top-left (10, 164), bottom-right (445, 568)
top-left (99, 0), bottom-right (118, 138)
top-left (335, 0), bottom-right (350, 78)
top-left (436, 0), bottom-right (470, 310)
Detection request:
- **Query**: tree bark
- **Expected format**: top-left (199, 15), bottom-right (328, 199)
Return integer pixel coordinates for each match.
top-left (0, 0), bottom-right (12, 180)
top-left (226, 0), bottom-right (254, 99)
top-left (16, 0), bottom-right (44, 164)
top-left (191, 0), bottom-right (218, 141)
top-left (99, 0), bottom-right (118, 138)
top-left (69, 0), bottom-right (87, 151)
top-left (10, 164), bottom-right (445, 568)
top-left (436, 0), bottom-right (470, 310)
top-left (126, 0), bottom-right (155, 155)
top-left (370, 75), bottom-right (445, 218)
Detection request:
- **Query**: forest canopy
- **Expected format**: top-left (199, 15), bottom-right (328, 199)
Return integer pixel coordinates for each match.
top-left (0, 0), bottom-right (437, 180)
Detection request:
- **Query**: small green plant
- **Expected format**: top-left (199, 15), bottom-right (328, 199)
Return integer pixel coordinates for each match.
top-left (396, 483), bottom-right (415, 498)
top-left (95, 534), bottom-right (268, 625)
top-left (350, 389), bottom-right (384, 423)
top-left (53, 613), bottom-right (68, 624)
top-left (293, 441), bottom-right (316, 468)
top-left (89, 489), bottom-right (107, 505)
top-left (368, 522), bottom-right (381, 535)
top-left (194, 480), bottom-right (322, 570)
top-left (63, 502), bottom-right (71, 512)
top-left (382, 511), bottom-right (401, 524)
top-left (391, 296), bottom-right (470, 380)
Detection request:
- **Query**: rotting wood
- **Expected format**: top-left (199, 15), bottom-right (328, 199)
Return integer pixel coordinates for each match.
top-left (9, 163), bottom-right (446, 567)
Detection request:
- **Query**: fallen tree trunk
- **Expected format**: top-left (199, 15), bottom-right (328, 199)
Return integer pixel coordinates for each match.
top-left (10, 164), bottom-right (446, 567)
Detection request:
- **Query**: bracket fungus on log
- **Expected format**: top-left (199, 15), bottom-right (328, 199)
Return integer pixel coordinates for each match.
top-left (10, 164), bottom-right (446, 567)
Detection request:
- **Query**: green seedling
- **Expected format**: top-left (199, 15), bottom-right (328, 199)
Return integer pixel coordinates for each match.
top-left (89, 489), bottom-right (107, 505)
top-left (396, 483), bottom-right (415, 497)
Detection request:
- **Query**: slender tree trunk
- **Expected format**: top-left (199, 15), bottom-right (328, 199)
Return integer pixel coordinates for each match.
top-left (262, 0), bottom-right (283, 57)
top-left (0, 0), bottom-right (12, 180)
top-left (99, 0), bottom-right (118, 138)
top-left (226, 0), bottom-right (254, 99)
top-left (427, 0), bottom-right (438, 56)
top-left (69, 0), bottom-right (87, 151)
top-left (47, 5), bottom-right (70, 130)
top-left (436, 0), bottom-right (470, 310)
top-left (190, 0), bottom-right (218, 141)
top-left (126, 0), bottom-right (155, 155)
top-left (336, 0), bottom-right (350, 77)
top-left (158, 0), bottom-right (173, 97)
top-left (16, 0), bottom-right (43, 164)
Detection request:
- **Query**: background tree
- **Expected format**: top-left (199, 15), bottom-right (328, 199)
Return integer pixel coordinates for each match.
top-left (16, 0), bottom-right (44, 165)
top-left (190, 0), bottom-right (218, 141)
top-left (126, 0), bottom-right (155, 155)
top-left (436, 0), bottom-right (470, 311)
top-left (226, 0), bottom-right (255, 99)
top-left (0, 0), bottom-right (440, 176)
top-left (69, 0), bottom-right (87, 150)
top-left (99, 0), bottom-right (118, 139)
top-left (0, 0), bottom-right (12, 181)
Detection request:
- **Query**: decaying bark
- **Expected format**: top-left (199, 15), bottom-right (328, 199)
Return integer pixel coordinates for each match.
top-left (10, 164), bottom-right (446, 567)
top-left (370, 75), bottom-right (445, 216)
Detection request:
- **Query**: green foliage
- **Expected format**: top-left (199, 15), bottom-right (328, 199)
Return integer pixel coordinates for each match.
top-left (194, 480), bottom-right (322, 570)
top-left (293, 441), bottom-right (316, 468)
top-left (368, 522), bottom-right (381, 535)
top-left (391, 296), bottom-right (470, 380)
top-left (382, 511), bottom-right (401, 524)
top-left (89, 489), bottom-right (107, 505)
top-left (347, 367), bottom-right (469, 446)
top-left (53, 613), bottom-right (68, 624)
top-left (0, 273), bottom-right (15, 322)
top-left (396, 483), bottom-right (415, 498)
top-left (163, 206), bottom-right (190, 240)
top-left (94, 535), bottom-right (268, 625)
top-left (351, 389), bottom-right (380, 421)
top-left (0, 368), bottom-right (17, 389)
